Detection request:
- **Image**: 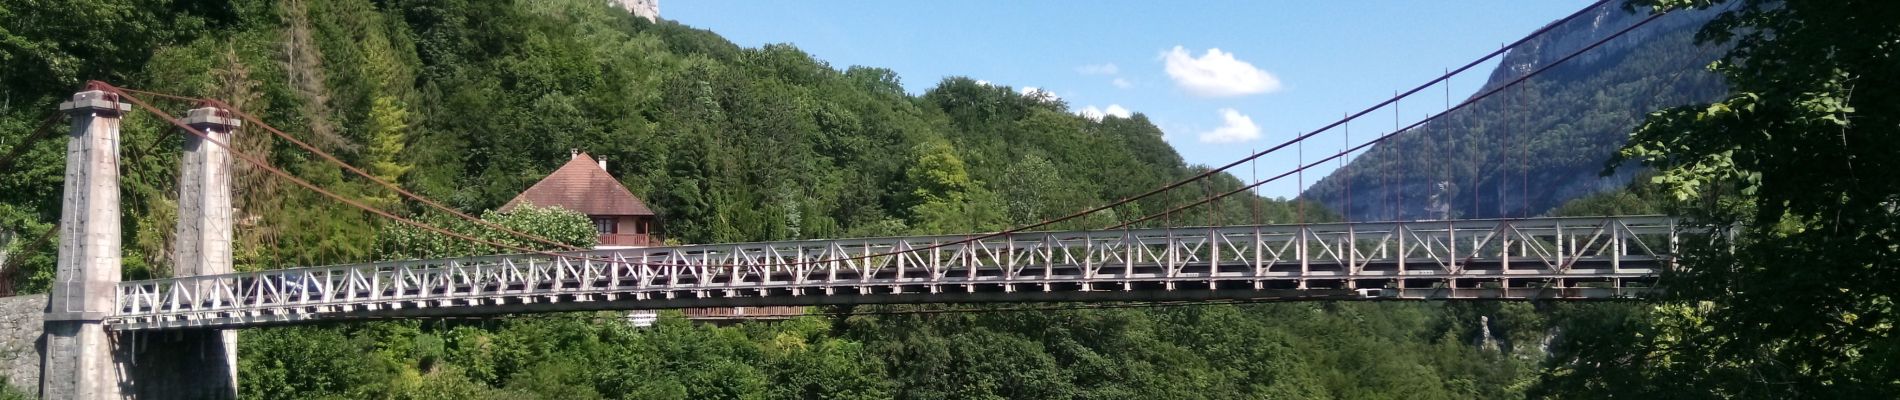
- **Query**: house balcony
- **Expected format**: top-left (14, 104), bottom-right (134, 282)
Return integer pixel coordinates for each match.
top-left (597, 233), bottom-right (661, 248)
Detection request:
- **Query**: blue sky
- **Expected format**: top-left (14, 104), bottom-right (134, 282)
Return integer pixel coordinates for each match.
top-left (666, 1), bottom-right (1594, 198)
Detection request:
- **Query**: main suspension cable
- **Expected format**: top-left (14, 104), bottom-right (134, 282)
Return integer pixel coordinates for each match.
top-left (839, 0), bottom-right (1628, 244)
top-left (104, 84), bottom-right (602, 265)
top-left (110, 0), bottom-right (1626, 273)
top-left (1106, 8), bottom-right (1667, 230)
top-left (0, 112), bottom-right (62, 172)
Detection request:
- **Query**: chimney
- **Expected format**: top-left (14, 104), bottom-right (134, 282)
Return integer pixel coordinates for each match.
top-left (598, 156), bottom-right (608, 171)
top-left (570, 148), bottom-right (580, 159)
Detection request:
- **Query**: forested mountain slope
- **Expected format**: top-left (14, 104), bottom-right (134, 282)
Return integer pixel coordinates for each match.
top-left (1302, 5), bottom-right (1726, 220)
top-left (0, 1), bottom-right (1648, 399)
top-left (0, 0), bottom-right (1300, 288)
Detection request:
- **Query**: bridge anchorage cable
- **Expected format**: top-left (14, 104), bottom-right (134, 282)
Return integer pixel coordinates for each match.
top-left (106, 86), bottom-right (589, 253)
top-left (104, 85), bottom-right (580, 260)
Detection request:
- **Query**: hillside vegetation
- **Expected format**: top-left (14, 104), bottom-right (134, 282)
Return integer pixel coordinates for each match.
top-left (0, 0), bottom-right (1781, 399)
top-left (0, 0), bottom-right (1308, 289)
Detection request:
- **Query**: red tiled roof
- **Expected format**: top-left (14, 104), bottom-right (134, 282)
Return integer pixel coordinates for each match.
top-left (500, 153), bottom-right (654, 216)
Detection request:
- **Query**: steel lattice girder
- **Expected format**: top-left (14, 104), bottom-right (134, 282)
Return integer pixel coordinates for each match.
top-left (110, 216), bottom-right (1685, 330)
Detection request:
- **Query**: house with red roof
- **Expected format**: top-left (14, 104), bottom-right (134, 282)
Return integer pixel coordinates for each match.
top-left (501, 151), bottom-right (660, 248)
top-left (502, 151), bottom-right (803, 321)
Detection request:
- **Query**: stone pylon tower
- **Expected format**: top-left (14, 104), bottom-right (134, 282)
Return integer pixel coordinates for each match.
top-left (40, 90), bottom-right (242, 399)
top-left (163, 106), bottom-right (242, 394)
top-left (41, 89), bottom-right (131, 400)
top-left (119, 106), bottom-right (242, 398)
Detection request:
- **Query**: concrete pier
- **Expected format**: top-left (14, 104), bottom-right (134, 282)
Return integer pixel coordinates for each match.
top-left (38, 93), bottom-right (246, 399)
top-left (119, 106), bottom-right (242, 399)
top-left (171, 107), bottom-right (240, 280)
top-left (41, 89), bottom-right (131, 399)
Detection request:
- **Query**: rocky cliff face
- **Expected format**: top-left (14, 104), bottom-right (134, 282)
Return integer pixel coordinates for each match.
top-left (1303, 6), bottom-right (1726, 220)
top-left (610, 0), bottom-right (660, 23)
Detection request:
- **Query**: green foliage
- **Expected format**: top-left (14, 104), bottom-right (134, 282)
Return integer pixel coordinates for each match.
top-left (0, 203), bottom-right (54, 292)
top-left (0, 377), bottom-right (28, 400)
top-left (0, 0), bottom-right (1301, 279)
top-left (0, 1), bottom-right (1636, 399)
top-left (901, 140), bottom-right (1008, 233)
top-left (1536, 0), bottom-right (1900, 397)
top-left (1546, 171), bottom-right (1673, 217)
top-left (903, 141), bottom-right (980, 207)
top-left (378, 203), bottom-right (595, 260)
top-left (365, 95), bottom-right (414, 209)
top-left (243, 313), bottom-right (894, 400)
top-left (834, 302), bottom-right (1557, 400)
top-left (234, 301), bottom-right (1567, 400)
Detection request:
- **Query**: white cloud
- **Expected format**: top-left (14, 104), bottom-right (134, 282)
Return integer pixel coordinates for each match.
top-left (1197, 108), bottom-right (1262, 143)
top-left (1111, 78), bottom-right (1133, 89)
top-left (1078, 104), bottom-right (1134, 121)
top-left (975, 79), bottom-right (992, 86)
top-left (1079, 106), bottom-right (1104, 121)
top-left (1020, 86), bottom-right (1061, 102)
top-left (1163, 46), bottom-right (1282, 97)
top-left (1076, 63), bottom-right (1120, 75)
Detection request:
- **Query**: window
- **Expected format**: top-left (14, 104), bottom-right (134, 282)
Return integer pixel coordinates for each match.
top-left (593, 217), bottom-right (616, 235)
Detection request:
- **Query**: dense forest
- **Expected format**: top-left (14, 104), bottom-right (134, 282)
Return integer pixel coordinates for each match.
top-left (3, 0), bottom-right (1893, 398)
top-left (1302, 4), bottom-right (1727, 221)
top-left (1535, 0), bottom-right (1899, 397)
top-left (0, 0), bottom-right (1302, 290)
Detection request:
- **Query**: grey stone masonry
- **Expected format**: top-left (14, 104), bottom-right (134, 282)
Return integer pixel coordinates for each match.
top-left (43, 89), bottom-right (130, 399)
top-left (46, 90), bottom-right (127, 322)
top-left (0, 294), bottom-right (45, 394)
top-left (120, 106), bottom-right (243, 398)
top-left (173, 107), bottom-right (239, 279)
top-left (38, 95), bottom-right (248, 399)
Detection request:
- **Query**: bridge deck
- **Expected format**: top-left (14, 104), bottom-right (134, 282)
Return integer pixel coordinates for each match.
top-left (110, 216), bottom-right (1682, 330)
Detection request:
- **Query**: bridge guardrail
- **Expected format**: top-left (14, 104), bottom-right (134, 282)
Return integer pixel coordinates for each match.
top-left (112, 216), bottom-right (1682, 330)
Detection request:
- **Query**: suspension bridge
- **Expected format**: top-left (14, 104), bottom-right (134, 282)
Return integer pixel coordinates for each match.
top-left (112, 215), bottom-right (1682, 331)
top-left (16, 0), bottom-right (1710, 398)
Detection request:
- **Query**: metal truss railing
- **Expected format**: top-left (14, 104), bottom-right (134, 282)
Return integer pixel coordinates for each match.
top-left (111, 216), bottom-right (1681, 330)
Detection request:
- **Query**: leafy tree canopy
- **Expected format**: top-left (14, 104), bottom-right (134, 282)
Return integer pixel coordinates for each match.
top-left (1538, 0), bottom-right (1900, 397)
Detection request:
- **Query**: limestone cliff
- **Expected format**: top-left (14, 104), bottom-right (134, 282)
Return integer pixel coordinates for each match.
top-left (1303, 6), bottom-right (1726, 220)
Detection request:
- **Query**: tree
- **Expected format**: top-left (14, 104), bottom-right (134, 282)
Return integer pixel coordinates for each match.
top-left (366, 96), bottom-right (414, 209)
top-left (1540, 0), bottom-right (1900, 397)
top-left (902, 140), bottom-right (979, 207)
top-left (376, 203), bottom-right (595, 260)
top-left (1001, 153), bottom-right (1061, 225)
top-left (901, 141), bottom-right (1006, 234)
